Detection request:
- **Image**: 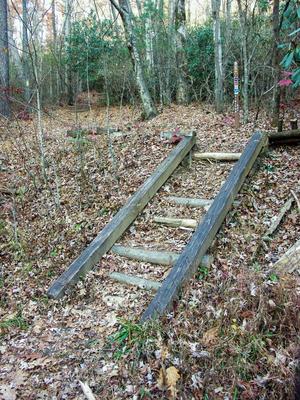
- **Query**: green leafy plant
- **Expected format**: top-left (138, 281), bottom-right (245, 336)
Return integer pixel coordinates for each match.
top-left (269, 273), bottom-right (279, 283)
top-left (279, 1), bottom-right (300, 87)
top-left (197, 265), bottom-right (209, 280)
top-left (108, 319), bottom-right (155, 360)
top-left (0, 308), bottom-right (29, 334)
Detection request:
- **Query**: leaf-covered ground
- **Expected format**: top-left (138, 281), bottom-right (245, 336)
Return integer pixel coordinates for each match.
top-left (0, 104), bottom-right (299, 399)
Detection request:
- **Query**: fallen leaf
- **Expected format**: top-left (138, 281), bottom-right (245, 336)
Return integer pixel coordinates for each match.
top-left (9, 370), bottom-right (27, 388)
top-left (166, 366), bottom-right (180, 398)
top-left (157, 366), bottom-right (180, 399)
top-left (202, 326), bottom-right (219, 346)
top-left (0, 385), bottom-right (16, 400)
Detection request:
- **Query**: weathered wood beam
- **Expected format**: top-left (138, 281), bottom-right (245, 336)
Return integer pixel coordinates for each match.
top-left (154, 216), bottom-right (198, 228)
top-left (268, 129), bottom-right (300, 146)
top-left (47, 134), bottom-right (196, 299)
top-left (193, 152), bottom-right (241, 161)
top-left (274, 239), bottom-right (300, 273)
top-left (111, 245), bottom-right (213, 267)
top-left (109, 272), bottom-right (161, 291)
top-left (141, 131), bottom-right (266, 321)
top-left (263, 197), bottom-right (294, 240)
top-left (165, 196), bottom-right (212, 209)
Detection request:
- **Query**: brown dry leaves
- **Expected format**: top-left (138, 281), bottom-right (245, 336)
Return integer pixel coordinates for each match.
top-left (1, 104), bottom-right (299, 398)
top-left (157, 366), bottom-right (180, 399)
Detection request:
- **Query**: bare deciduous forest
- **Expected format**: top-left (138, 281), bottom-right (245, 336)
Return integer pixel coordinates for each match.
top-left (0, 0), bottom-right (300, 398)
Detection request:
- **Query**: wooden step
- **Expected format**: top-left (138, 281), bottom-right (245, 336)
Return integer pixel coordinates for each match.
top-left (142, 132), bottom-right (267, 321)
top-left (153, 216), bottom-right (198, 228)
top-left (109, 272), bottom-right (161, 291)
top-left (111, 245), bottom-right (213, 267)
top-left (165, 196), bottom-right (212, 210)
top-left (47, 134), bottom-right (196, 299)
top-left (193, 152), bottom-right (241, 161)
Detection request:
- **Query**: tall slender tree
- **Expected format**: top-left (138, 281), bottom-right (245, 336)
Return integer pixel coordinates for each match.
top-left (237, 0), bottom-right (249, 123)
top-left (0, 0), bottom-right (10, 117)
top-left (175, 0), bottom-right (190, 104)
top-left (272, 0), bottom-right (281, 127)
top-left (110, 0), bottom-right (157, 119)
top-left (22, 0), bottom-right (31, 104)
top-left (166, 0), bottom-right (176, 104)
top-left (65, 0), bottom-right (74, 105)
top-left (211, 0), bottom-right (223, 113)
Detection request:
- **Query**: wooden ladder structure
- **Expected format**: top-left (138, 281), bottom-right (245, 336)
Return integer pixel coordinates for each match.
top-left (47, 131), bottom-right (267, 321)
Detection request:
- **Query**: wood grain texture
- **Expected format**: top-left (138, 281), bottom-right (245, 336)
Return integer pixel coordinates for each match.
top-left (47, 134), bottom-right (196, 299)
top-left (111, 245), bottom-right (213, 267)
top-left (141, 132), bottom-right (266, 321)
top-left (193, 152), bottom-right (241, 161)
top-left (153, 216), bottom-right (198, 228)
top-left (109, 272), bottom-right (161, 291)
top-left (274, 239), bottom-right (300, 273)
top-left (165, 196), bottom-right (212, 208)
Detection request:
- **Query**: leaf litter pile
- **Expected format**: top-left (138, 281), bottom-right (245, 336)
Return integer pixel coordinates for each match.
top-left (0, 104), bottom-right (299, 399)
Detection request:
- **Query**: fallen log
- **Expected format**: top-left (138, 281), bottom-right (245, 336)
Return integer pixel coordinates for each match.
top-left (193, 152), bottom-right (241, 161)
top-left (47, 133), bottom-right (196, 299)
top-left (263, 197), bottom-right (294, 240)
top-left (268, 129), bottom-right (300, 146)
top-left (154, 216), bottom-right (198, 228)
top-left (111, 245), bottom-right (213, 267)
top-left (141, 131), bottom-right (267, 321)
top-left (165, 196), bottom-right (212, 209)
top-left (274, 239), bottom-right (300, 273)
top-left (109, 272), bottom-right (161, 291)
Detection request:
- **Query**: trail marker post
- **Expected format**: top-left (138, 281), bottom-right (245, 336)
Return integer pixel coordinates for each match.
top-left (234, 61), bottom-right (240, 128)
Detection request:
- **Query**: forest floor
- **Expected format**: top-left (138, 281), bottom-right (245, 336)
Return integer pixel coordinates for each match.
top-left (0, 103), bottom-right (299, 400)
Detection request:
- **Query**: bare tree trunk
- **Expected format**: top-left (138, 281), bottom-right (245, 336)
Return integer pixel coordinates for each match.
top-left (166, 0), bottom-right (176, 103)
top-left (51, 0), bottom-right (58, 101)
top-left (22, 0), bottom-right (31, 105)
top-left (65, 0), bottom-right (74, 105)
top-left (7, 12), bottom-right (23, 83)
top-left (145, 13), bottom-right (154, 69)
top-left (175, 0), bottom-right (190, 104)
top-left (0, 0), bottom-right (10, 117)
top-left (272, 0), bottom-right (281, 127)
top-left (223, 0), bottom-right (232, 78)
top-left (237, 0), bottom-right (249, 123)
top-left (110, 0), bottom-right (157, 119)
top-left (211, 0), bottom-right (223, 113)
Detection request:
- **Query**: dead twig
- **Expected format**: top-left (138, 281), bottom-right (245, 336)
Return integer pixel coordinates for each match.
top-left (291, 190), bottom-right (300, 213)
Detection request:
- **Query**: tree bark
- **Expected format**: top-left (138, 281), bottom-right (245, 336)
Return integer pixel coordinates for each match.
top-left (175, 0), bottom-right (190, 104)
top-left (272, 0), bottom-right (281, 127)
top-left (145, 6), bottom-right (154, 69)
top-left (211, 0), bottom-right (223, 113)
top-left (237, 0), bottom-right (249, 123)
top-left (22, 0), bottom-right (31, 104)
top-left (0, 0), bottom-right (10, 117)
top-left (165, 0), bottom-right (176, 104)
top-left (65, 0), bottom-right (74, 105)
top-left (110, 0), bottom-right (157, 119)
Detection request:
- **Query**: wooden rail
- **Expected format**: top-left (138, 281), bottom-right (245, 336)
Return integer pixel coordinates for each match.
top-left (47, 133), bottom-right (196, 299)
top-left (141, 131), bottom-right (267, 321)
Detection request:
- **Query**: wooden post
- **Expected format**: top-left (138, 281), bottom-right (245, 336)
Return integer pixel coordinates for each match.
top-left (290, 119), bottom-right (298, 130)
top-left (234, 61), bottom-right (240, 129)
